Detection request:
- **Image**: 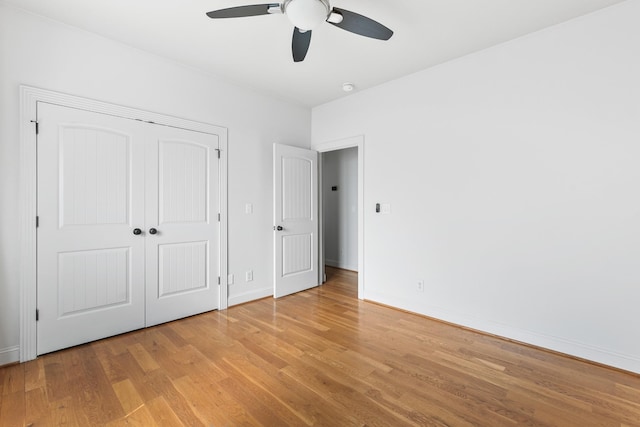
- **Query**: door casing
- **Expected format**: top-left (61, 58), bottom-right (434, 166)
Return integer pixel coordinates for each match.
top-left (19, 85), bottom-right (228, 362)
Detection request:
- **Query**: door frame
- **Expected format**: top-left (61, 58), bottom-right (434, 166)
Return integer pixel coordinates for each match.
top-left (314, 135), bottom-right (364, 299)
top-left (18, 85), bottom-right (228, 362)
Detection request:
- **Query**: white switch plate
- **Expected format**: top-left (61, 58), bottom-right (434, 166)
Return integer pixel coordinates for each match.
top-left (228, 274), bottom-right (234, 285)
top-left (417, 280), bottom-right (424, 292)
top-left (381, 203), bottom-right (391, 214)
top-left (246, 270), bottom-right (253, 282)
top-left (245, 203), bottom-right (253, 214)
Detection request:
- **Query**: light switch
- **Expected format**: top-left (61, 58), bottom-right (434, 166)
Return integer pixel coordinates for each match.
top-left (245, 203), bottom-right (253, 214)
top-left (375, 203), bottom-right (391, 214)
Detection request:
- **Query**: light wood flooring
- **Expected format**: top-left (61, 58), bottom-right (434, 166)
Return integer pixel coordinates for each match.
top-left (1, 267), bottom-right (639, 426)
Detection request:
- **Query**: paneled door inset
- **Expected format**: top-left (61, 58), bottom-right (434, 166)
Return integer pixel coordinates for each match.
top-left (37, 103), bottom-right (146, 354)
top-left (37, 102), bottom-right (220, 355)
top-left (145, 128), bottom-right (219, 326)
top-left (273, 144), bottom-right (318, 298)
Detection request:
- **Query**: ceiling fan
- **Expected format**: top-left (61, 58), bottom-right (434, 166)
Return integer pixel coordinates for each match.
top-left (206, 0), bottom-right (394, 62)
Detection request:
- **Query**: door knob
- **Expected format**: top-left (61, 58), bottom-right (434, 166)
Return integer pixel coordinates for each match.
top-left (274, 226), bottom-right (284, 231)
top-left (149, 228), bottom-right (158, 235)
top-left (133, 228), bottom-right (142, 235)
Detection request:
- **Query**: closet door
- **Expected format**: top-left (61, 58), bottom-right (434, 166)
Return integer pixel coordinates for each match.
top-left (37, 102), bottom-right (146, 355)
top-left (37, 102), bottom-right (221, 355)
top-left (144, 126), bottom-right (220, 326)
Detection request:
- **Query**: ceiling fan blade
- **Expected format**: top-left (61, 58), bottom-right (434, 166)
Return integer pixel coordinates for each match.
top-left (292, 27), bottom-right (312, 62)
top-left (328, 7), bottom-right (393, 40)
top-left (206, 4), bottom-right (281, 19)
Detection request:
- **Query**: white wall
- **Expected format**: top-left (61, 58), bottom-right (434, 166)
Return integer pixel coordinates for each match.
top-left (312, 0), bottom-right (640, 373)
top-left (0, 4), bottom-right (310, 364)
top-left (322, 148), bottom-right (358, 271)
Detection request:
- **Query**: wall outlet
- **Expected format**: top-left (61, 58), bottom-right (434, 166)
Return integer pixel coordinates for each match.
top-left (228, 274), bottom-right (234, 285)
top-left (246, 270), bottom-right (253, 282)
top-left (417, 280), bottom-right (424, 292)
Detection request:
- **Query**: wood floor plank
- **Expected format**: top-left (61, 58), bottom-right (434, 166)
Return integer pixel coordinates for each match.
top-left (128, 343), bottom-right (160, 374)
top-left (48, 396), bottom-right (80, 426)
top-left (168, 344), bottom-right (230, 382)
top-left (112, 378), bottom-right (144, 415)
top-left (1, 363), bottom-right (23, 395)
top-left (23, 359), bottom-right (45, 393)
top-left (24, 386), bottom-right (52, 426)
top-left (218, 376), bottom-right (294, 426)
top-left (93, 342), bottom-right (130, 385)
top-left (275, 370), bottom-right (355, 426)
top-left (283, 360), bottom-right (414, 427)
top-left (172, 374), bottom-right (247, 426)
top-left (221, 355), bottom-right (319, 425)
top-left (0, 391), bottom-right (24, 427)
top-left (1, 266), bottom-right (640, 426)
top-left (105, 405), bottom-right (157, 427)
top-left (72, 346), bottom-right (126, 425)
top-left (136, 371), bottom-right (204, 427)
top-left (145, 396), bottom-right (186, 427)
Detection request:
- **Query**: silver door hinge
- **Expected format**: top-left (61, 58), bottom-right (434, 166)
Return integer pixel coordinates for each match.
top-left (36, 216), bottom-right (39, 228)
top-left (216, 149), bottom-right (221, 159)
top-left (217, 277), bottom-right (221, 285)
top-left (36, 309), bottom-right (39, 321)
top-left (30, 120), bottom-right (39, 135)
top-left (218, 213), bottom-right (220, 222)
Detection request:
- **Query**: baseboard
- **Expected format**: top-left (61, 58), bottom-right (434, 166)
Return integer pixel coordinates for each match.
top-left (0, 345), bottom-right (20, 366)
top-left (228, 287), bottom-right (272, 307)
top-left (325, 259), bottom-right (357, 271)
top-left (364, 290), bottom-right (640, 375)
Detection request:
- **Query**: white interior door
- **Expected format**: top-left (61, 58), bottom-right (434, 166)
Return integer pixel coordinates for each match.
top-left (273, 144), bottom-right (318, 298)
top-left (144, 126), bottom-right (220, 326)
top-left (37, 102), bottom-right (146, 354)
top-left (37, 102), bottom-right (221, 354)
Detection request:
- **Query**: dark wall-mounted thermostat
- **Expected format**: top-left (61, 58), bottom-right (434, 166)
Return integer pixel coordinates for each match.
top-left (376, 203), bottom-right (381, 213)
top-left (331, 186), bottom-right (338, 191)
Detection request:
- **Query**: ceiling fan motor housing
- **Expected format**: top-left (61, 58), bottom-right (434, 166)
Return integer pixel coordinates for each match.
top-left (284, 0), bottom-right (331, 31)
top-left (206, 1), bottom-right (392, 63)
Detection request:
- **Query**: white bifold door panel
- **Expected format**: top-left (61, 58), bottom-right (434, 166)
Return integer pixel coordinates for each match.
top-left (145, 126), bottom-right (219, 326)
top-left (37, 102), bottom-right (219, 355)
top-left (273, 144), bottom-right (318, 298)
top-left (37, 104), bottom-right (146, 354)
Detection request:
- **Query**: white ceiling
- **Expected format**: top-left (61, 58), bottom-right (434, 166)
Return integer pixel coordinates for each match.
top-left (5, 0), bottom-right (625, 107)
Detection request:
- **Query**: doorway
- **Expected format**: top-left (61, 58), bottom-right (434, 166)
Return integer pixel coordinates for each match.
top-left (322, 147), bottom-right (358, 279)
top-left (315, 136), bottom-right (364, 298)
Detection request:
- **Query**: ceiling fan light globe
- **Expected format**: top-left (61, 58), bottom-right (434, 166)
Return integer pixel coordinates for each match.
top-left (286, 0), bottom-right (329, 31)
